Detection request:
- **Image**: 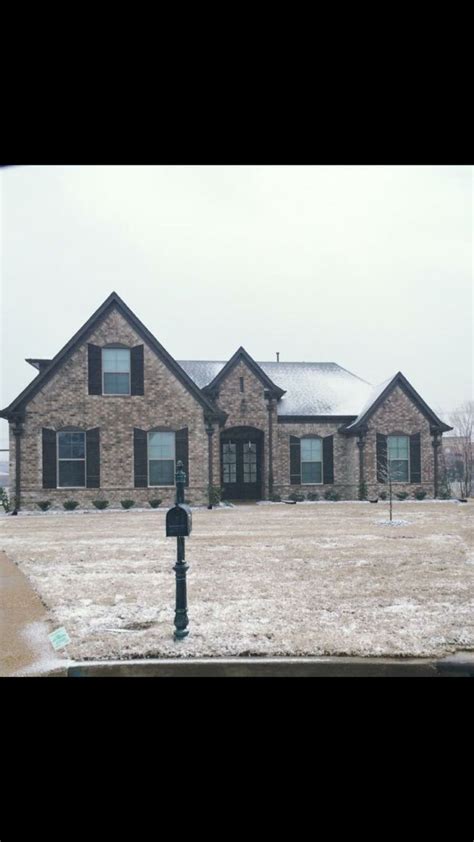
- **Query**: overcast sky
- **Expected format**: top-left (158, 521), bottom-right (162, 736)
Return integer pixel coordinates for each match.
top-left (1, 164), bottom-right (472, 451)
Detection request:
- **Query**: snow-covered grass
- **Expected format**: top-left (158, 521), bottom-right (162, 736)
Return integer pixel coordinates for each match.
top-left (1, 502), bottom-right (472, 660)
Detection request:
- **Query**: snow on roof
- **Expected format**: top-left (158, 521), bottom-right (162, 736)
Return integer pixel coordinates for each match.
top-left (178, 360), bottom-right (373, 416)
top-left (345, 375), bottom-right (396, 429)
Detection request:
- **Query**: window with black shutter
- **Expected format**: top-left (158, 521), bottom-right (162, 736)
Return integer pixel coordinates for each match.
top-left (88, 344), bottom-right (102, 395)
top-left (86, 428), bottom-right (100, 488)
top-left (175, 428), bottom-right (189, 487)
top-left (290, 436), bottom-right (301, 485)
top-left (42, 428), bottom-right (57, 489)
top-left (134, 428), bottom-right (148, 487)
top-left (131, 345), bottom-right (144, 395)
top-left (410, 433), bottom-right (421, 483)
top-left (376, 434), bottom-right (387, 482)
top-left (323, 435), bottom-right (334, 484)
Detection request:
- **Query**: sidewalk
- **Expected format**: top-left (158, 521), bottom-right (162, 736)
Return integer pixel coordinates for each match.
top-left (0, 551), bottom-right (67, 677)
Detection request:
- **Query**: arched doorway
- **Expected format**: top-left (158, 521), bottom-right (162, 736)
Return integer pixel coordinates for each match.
top-left (220, 426), bottom-right (264, 500)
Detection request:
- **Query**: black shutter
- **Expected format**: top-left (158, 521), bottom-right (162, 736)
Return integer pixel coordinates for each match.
top-left (88, 344), bottom-right (102, 395)
top-left (410, 433), bottom-right (421, 483)
top-left (131, 345), bottom-right (144, 395)
top-left (134, 428), bottom-right (148, 487)
top-left (323, 435), bottom-right (334, 484)
top-left (290, 436), bottom-right (301, 485)
top-left (42, 428), bottom-right (57, 489)
top-left (86, 428), bottom-right (100, 488)
top-left (376, 434), bottom-right (387, 482)
top-left (175, 428), bottom-right (189, 487)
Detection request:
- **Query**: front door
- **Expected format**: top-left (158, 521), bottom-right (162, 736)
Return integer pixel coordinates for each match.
top-left (221, 430), bottom-right (262, 500)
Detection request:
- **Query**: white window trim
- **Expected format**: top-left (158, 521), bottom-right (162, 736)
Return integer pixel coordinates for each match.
top-left (57, 431), bottom-right (87, 489)
top-left (387, 435), bottom-right (410, 484)
top-left (300, 437), bottom-right (323, 485)
top-left (102, 348), bottom-right (131, 396)
top-left (147, 431), bottom-right (176, 488)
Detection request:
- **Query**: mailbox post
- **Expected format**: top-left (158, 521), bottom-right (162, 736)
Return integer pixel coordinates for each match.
top-left (166, 460), bottom-right (192, 640)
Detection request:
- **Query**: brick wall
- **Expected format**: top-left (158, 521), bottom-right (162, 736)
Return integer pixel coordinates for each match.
top-left (363, 384), bottom-right (435, 497)
top-left (11, 309), bottom-right (211, 509)
top-left (274, 422), bottom-right (358, 499)
top-left (214, 360), bottom-right (271, 497)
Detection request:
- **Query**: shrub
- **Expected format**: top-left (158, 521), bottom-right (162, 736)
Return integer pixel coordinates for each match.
top-left (0, 487), bottom-right (10, 513)
top-left (307, 492), bottom-right (319, 501)
top-left (379, 491), bottom-right (387, 500)
top-left (396, 491), bottom-right (409, 500)
top-left (289, 492), bottom-right (305, 502)
top-left (149, 498), bottom-right (162, 508)
top-left (37, 501), bottom-right (52, 511)
top-left (120, 499), bottom-right (135, 509)
top-left (271, 494), bottom-right (282, 502)
top-left (207, 485), bottom-right (222, 506)
top-left (92, 500), bottom-right (109, 510)
top-left (439, 489), bottom-right (452, 500)
top-left (324, 490), bottom-right (340, 501)
top-left (414, 489), bottom-right (427, 500)
top-left (63, 500), bottom-right (79, 510)
top-left (184, 499), bottom-right (192, 506)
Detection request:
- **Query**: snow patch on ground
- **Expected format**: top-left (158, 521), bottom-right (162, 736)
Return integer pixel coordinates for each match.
top-left (1, 502), bottom-right (472, 660)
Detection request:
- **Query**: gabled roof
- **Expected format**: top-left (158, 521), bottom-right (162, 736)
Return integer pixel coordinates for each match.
top-left (179, 360), bottom-right (372, 416)
top-left (0, 292), bottom-right (225, 422)
top-left (344, 371), bottom-right (452, 433)
top-left (200, 347), bottom-right (286, 400)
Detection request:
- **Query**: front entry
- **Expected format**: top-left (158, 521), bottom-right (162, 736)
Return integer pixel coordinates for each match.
top-left (220, 426), bottom-right (264, 500)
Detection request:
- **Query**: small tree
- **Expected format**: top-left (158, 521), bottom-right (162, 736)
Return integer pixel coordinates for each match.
top-left (377, 450), bottom-right (397, 522)
top-left (448, 401), bottom-right (473, 498)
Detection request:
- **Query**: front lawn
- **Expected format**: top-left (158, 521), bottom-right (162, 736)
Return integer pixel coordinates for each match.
top-left (1, 501), bottom-right (472, 660)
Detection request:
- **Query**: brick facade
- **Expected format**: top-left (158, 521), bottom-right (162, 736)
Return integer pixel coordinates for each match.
top-left (6, 298), bottom-right (446, 509)
top-left (10, 309), bottom-right (211, 508)
top-left (362, 384), bottom-right (435, 498)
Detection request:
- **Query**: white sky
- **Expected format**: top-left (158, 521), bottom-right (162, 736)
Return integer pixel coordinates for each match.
top-left (0, 164), bottom-right (472, 451)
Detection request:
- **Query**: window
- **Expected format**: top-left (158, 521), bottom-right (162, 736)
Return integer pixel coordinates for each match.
top-left (387, 435), bottom-right (409, 482)
top-left (58, 431), bottom-right (86, 487)
top-left (102, 348), bottom-right (130, 394)
top-left (148, 432), bottom-right (175, 486)
top-left (301, 437), bottom-right (322, 484)
top-left (222, 443), bottom-right (237, 483)
top-left (243, 442), bottom-right (257, 483)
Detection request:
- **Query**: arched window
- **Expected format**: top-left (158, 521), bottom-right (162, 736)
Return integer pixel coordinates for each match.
top-left (301, 437), bottom-right (323, 484)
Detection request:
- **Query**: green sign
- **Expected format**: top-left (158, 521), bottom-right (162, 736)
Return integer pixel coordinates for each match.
top-left (48, 627), bottom-right (71, 650)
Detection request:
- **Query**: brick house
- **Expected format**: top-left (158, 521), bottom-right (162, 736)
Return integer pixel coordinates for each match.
top-left (1, 292), bottom-right (452, 510)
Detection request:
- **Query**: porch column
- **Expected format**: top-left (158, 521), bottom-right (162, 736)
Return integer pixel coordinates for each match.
top-left (431, 430), bottom-right (441, 498)
top-left (267, 398), bottom-right (275, 497)
top-left (357, 429), bottom-right (367, 499)
top-left (206, 420), bottom-right (214, 508)
top-left (12, 413), bottom-right (25, 513)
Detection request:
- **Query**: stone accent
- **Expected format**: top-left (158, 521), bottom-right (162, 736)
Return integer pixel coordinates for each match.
top-left (11, 308), bottom-right (211, 509)
top-left (363, 384), bottom-right (435, 498)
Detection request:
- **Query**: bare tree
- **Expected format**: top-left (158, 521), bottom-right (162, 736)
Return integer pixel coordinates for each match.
top-left (449, 401), bottom-right (473, 498)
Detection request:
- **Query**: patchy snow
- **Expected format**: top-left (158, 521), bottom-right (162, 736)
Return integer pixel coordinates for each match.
top-left (9, 621), bottom-right (71, 677)
top-left (1, 502), bottom-right (472, 661)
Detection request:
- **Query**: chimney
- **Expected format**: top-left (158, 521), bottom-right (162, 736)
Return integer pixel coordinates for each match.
top-left (276, 352), bottom-right (280, 362)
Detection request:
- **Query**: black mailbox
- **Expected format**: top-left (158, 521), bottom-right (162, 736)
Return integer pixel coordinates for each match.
top-left (166, 503), bottom-right (192, 537)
